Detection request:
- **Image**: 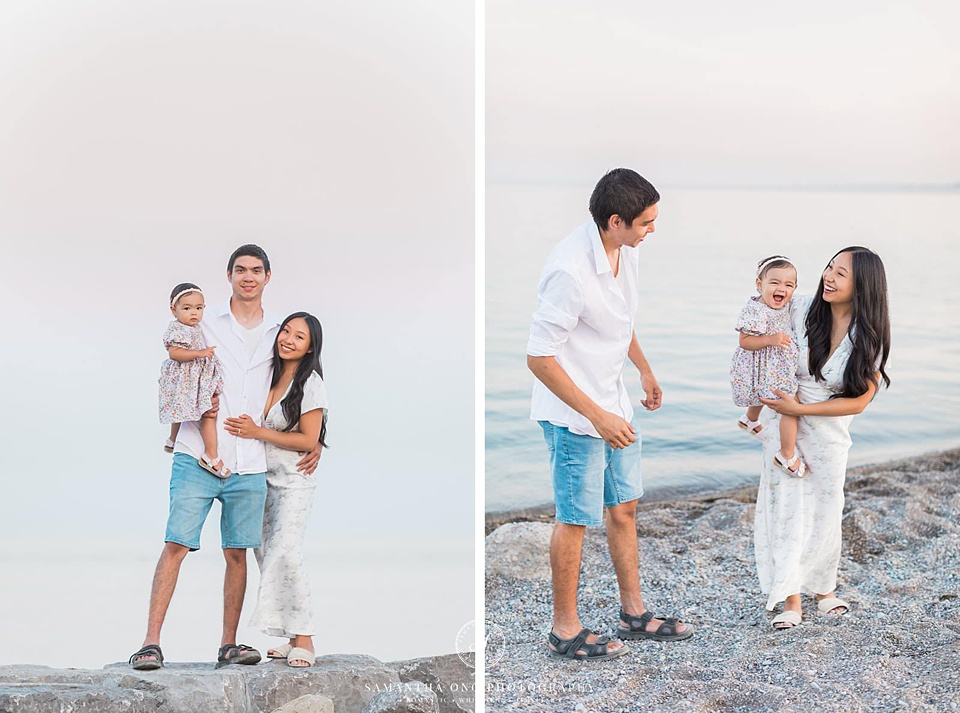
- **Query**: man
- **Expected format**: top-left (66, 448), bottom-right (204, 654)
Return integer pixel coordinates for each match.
top-left (129, 244), bottom-right (322, 670)
top-left (527, 169), bottom-right (694, 661)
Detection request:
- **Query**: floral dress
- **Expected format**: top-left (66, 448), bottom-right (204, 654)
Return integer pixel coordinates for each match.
top-left (730, 295), bottom-right (800, 407)
top-left (158, 321), bottom-right (223, 424)
top-left (249, 371), bottom-right (329, 638)
top-left (754, 295), bottom-right (857, 609)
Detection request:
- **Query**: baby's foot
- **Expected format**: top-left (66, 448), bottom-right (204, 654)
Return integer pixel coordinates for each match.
top-left (738, 415), bottom-right (763, 439)
top-left (199, 453), bottom-right (232, 479)
top-left (775, 451), bottom-right (807, 478)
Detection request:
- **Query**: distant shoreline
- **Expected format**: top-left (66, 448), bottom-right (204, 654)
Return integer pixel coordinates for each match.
top-left (484, 446), bottom-right (959, 534)
top-left (487, 179), bottom-right (960, 192)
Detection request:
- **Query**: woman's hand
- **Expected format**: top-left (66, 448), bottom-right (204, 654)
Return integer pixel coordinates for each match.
top-left (223, 414), bottom-right (262, 440)
top-left (759, 390), bottom-right (804, 416)
top-left (769, 333), bottom-right (792, 349)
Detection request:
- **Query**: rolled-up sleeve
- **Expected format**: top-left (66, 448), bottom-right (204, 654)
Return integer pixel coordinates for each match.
top-left (527, 268), bottom-right (582, 357)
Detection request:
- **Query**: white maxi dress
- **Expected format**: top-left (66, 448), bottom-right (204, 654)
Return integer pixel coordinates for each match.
top-left (249, 371), bottom-right (328, 637)
top-left (754, 295), bottom-right (857, 610)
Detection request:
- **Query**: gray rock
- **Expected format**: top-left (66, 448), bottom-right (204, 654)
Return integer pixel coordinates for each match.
top-left (391, 653), bottom-right (475, 713)
top-left (0, 666), bottom-right (162, 713)
top-left (0, 684), bottom-right (158, 713)
top-left (270, 693), bottom-right (335, 713)
top-left (243, 656), bottom-right (398, 713)
top-left (361, 680), bottom-right (438, 713)
top-left (0, 655), bottom-right (400, 713)
top-left (485, 521), bottom-right (553, 580)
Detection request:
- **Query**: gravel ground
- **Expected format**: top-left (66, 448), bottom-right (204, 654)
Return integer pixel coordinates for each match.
top-left (485, 449), bottom-right (960, 712)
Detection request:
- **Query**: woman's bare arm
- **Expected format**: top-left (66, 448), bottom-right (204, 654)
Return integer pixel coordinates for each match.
top-left (760, 374), bottom-right (879, 417)
top-left (223, 409), bottom-right (324, 452)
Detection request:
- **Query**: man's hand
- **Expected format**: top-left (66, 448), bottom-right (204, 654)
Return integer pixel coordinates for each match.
top-left (202, 393), bottom-right (220, 419)
top-left (296, 443), bottom-right (323, 475)
top-left (591, 410), bottom-right (636, 449)
top-left (640, 371), bottom-right (662, 411)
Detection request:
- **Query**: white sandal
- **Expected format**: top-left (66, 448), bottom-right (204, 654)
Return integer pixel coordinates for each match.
top-left (267, 643), bottom-right (294, 659)
top-left (771, 610), bottom-right (802, 629)
top-left (774, 451), bottom-right (807, 478)
top-left (737, 416), bottom-right (764, 439)
top-left (817, 596), bottom-right (850, 615)
top-left (287, 647), bottom-right (315, 667)
top-left (199, 454), bottom-right (232, 479)
top-left (163, 438), bottom-right (176, 454)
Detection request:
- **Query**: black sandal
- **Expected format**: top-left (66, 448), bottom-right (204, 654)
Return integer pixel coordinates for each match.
top-left (129, 644), bottom-right (164, 670)
top-left (547, 628), bottom-right (629, 661)
top-left (215, 643), bottom-right (261, 669)
top-left (617, 609), bottom-right (695, 641)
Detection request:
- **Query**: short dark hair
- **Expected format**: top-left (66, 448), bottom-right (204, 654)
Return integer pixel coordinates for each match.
top-left (227, 244), bottom-right (271, 274)
top-left (588, 168), bottom-right (660, 231)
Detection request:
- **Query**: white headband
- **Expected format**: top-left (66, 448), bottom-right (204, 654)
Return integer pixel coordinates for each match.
top-left (757, 256), bottom-right (793, 277)
top-left (171, 287), bottom-right (203, 305)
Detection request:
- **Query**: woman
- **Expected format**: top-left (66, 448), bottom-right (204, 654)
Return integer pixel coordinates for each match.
top-left (224, 312), bottom-right (329, 666)
top-left (756, 247), bottom-right (890, 629)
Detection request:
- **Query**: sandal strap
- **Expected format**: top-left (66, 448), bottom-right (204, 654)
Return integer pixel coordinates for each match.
top-left (129, 644), bottom-right (163, 664)
top-left (577, 634), bottom-right (610, 657)
top-left (776, 451), bottom-right (798, 466)
top-left (620, 608), bottom-right (654, 632)
top-left (218, 643), bottom-right (256, 659)
top-left (548, 628), bottom-right (593, 658)
top-left (655, 617), bottom-right (681, 636)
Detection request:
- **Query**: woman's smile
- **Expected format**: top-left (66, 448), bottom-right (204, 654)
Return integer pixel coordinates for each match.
top-left (276, 317), bottom-right (312, 361)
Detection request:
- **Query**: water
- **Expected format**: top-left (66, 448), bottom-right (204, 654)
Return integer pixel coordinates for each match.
top-left (486, 184), bottom-right (960, 512)
top-left (0, 536), bottom-right (473, 670)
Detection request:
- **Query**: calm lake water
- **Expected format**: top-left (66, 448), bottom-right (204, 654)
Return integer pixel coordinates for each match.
top-left (0, 537), bottom-right (473, 670)
top-left (486, 184), bottom-right (960, 512)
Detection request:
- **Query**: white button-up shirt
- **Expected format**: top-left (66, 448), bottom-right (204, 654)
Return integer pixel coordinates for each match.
top-left (174, 301), bottom-right (281, 474)
top-left (527, 221), bottom-right (639, 438)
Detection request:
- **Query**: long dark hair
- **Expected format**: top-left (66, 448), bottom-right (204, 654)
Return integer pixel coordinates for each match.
top-left (805, 246), bottom-right (891, 398)
top-left (271, 312), bottom-right (328, 448)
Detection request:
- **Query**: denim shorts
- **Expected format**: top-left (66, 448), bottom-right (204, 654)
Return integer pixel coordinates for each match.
top-left (540, 420), bottom-right (644, 527)
top-left (165, 453), bottom-right (267, 551)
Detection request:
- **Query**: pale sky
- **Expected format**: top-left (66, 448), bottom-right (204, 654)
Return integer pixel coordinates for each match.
top-left (487, 0), bottom-right (959, 186)
top-left (0, 0), bottom-right (474, 661)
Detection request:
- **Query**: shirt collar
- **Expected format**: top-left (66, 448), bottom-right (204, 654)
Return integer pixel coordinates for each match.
top-left (587, 222), bottom-right (613, 275)
top-left (214, 299), bottom-right (282, 328)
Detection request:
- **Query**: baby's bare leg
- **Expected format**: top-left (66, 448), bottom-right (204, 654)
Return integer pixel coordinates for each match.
top-left (779, 413), bottom-right (798, 459)
top-left (746, 406), bottom-right (762, 422)
top-left (169, 422), bottom-right (181, 441)
top-left (199, 414), bottom-right (219, 461)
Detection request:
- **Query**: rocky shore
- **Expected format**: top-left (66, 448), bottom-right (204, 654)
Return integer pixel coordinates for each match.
top-left (0, 652), bottom-right (474, 713)
top-left (485, 448), bottom-right (960, 712)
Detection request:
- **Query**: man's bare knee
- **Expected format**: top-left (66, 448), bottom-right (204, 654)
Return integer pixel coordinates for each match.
top-left (223, 548), bottom-right (247, 565)
top-left (161, 542), bottom-right (191, 562)
top-left (553, 522), bottom-right (586, 538)
top-left (552, 522), bottom-right (586, 552)
top-left (607, 502), bottom-right (638, 526)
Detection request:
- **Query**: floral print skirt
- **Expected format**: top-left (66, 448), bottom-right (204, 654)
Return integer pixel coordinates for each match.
top-left (249, 483), bottom-right (317, 637)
